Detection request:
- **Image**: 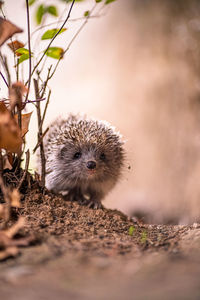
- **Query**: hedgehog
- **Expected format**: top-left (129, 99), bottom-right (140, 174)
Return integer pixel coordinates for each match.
top-left (43, 114), bottom-right (125, 209)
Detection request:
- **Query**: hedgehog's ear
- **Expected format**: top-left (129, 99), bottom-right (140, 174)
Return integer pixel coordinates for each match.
top-left (59, 145), bottom-right (68, 158)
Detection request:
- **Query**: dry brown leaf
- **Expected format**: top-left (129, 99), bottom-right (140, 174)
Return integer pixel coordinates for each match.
top-left (0, 216), bottom-right (31, 261)
top-left (0, 102), bottom-right (22, 153)
top-left (14, 111), bottom-right (32, 137)
top-left (7, 40), bottom-right (24, 56)
top-left (5, 217), bottom-right (25, 239)
top-left (9, 82), bottom-right (27, 110)
top-left (10, 189), bottom-right (21, 208)
top-left (0, 246), bottom-right (19, 260)
top-left (0, 204), bottom-right (5, 219)
top-left (0, 17), bottom-right (23, 46)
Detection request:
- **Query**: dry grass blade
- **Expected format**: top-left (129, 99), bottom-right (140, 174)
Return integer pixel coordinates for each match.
top-left (0, 246), bottom-right (19, 260)
top-left (5, 217), bottom-right (25, 239)
top-left (0, 217), bottom-right (31, 261)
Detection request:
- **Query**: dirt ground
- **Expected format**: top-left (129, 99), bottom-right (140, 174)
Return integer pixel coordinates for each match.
top-left (0, 180), bottom-right (200, 300)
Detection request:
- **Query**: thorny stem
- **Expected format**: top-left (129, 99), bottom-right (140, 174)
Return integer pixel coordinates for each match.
top-left (34, 78), bottom-right (46, 187)
top-left (25, 0), bottom-right (76, 86)
top-left (49, 4), bottom-right (97, 79)
top-left (25, 0), bottom-right (32, 103)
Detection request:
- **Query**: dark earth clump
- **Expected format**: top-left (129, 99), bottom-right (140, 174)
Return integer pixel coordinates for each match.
top-left (0, 173), bottom-right (200, 299)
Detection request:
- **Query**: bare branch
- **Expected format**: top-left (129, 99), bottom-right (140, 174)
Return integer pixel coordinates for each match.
top-left (33, 127), bottom-right (49, 154)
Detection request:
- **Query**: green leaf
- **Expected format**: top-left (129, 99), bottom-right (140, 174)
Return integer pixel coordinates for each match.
top-left (41, 28), bottom-right (67, 40)
top-left (45, 47), bottom-right (64, 59)
top-left (36, 4), bottom-right (45, 24)
top-left (96, 0), bottom-right (102, 2)
top-left (105, 0), bottom-right (116, 4)
top-left (47, 5), bottom-right (58, 17)
top-left (84, 10), bottom-right (90, 17)
top-left (15, 48), bottom-right (30, 55)
top-left (17, 54), bottom-right (30, 65)
top-left (28, 0), bottom-right (36, 6)
top-left (128, 226), bottom-right (135, 236)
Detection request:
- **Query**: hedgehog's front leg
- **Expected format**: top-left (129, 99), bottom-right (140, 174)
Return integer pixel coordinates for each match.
top-left (81, 189), bottom-right (104, 209)
top-left (66, 187), bottom-right (84, 203)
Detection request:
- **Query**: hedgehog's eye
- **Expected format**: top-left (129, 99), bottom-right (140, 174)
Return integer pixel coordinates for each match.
top-left (100, 153), bottom-right (106, 161)
top-left (73, 152), bottom-right (82, 159)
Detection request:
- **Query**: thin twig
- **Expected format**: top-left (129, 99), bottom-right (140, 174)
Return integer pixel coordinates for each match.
top-left (0, 98), bottom-right (46, 105)
top-left (17, 149), bottom-right (30, 191)
top-left (25, 0), bottom-right (32, 103)
top-left (40, 89), bottom-right (51, 131)
top-left (40, 65), bottom-right (52, 98)
top-left (49, 4), bottom-right (97, 79)
top-left (34, 78), bottom-right (46, 187)
top-left (33, 127), bottom-right (49, 154)
top-left (0, 71), bottom-right (8, 87)
top-left (25, 0), bottom-right (76, 86)
top-left (28, 14), bottom-right (102, 42)
top-left (0, 53), bottom-right (11, 86)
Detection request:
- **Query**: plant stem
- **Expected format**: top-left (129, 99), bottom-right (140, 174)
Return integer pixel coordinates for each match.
top-left (26, 0), bottom-right (76, 86)
top-left (34, 78), bottom-right (46, 187)
top-left (49, 3), bottom-right (97, 79)
top-left (25, 0), bottom-right (32, 103)
top-left (17, 149), bottom-right (30, 191)
top-left (0, 71), bottom-right (8, 87)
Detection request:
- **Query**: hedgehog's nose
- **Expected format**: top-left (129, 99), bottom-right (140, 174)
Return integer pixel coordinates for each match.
top-left (87, 161), bottom-right (96, 170)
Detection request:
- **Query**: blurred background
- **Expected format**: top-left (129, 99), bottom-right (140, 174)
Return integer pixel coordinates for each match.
top-left (2, 0), bottom-right (200, 224)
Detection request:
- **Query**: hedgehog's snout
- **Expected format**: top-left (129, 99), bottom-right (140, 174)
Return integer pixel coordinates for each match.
top-left (86, 160), bottom-right (96, 170)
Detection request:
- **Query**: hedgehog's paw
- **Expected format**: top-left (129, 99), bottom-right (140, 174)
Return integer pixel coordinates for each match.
top-left (87, 200), bottom-right (104, 210)
top-left (79, 197), bottom-right (103, 209)
top-left (65, 188), bottom-right (84, 202)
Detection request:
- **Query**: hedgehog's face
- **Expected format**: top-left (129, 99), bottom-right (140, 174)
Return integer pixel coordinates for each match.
top-left (58, 140), bottom-right (124, 183)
